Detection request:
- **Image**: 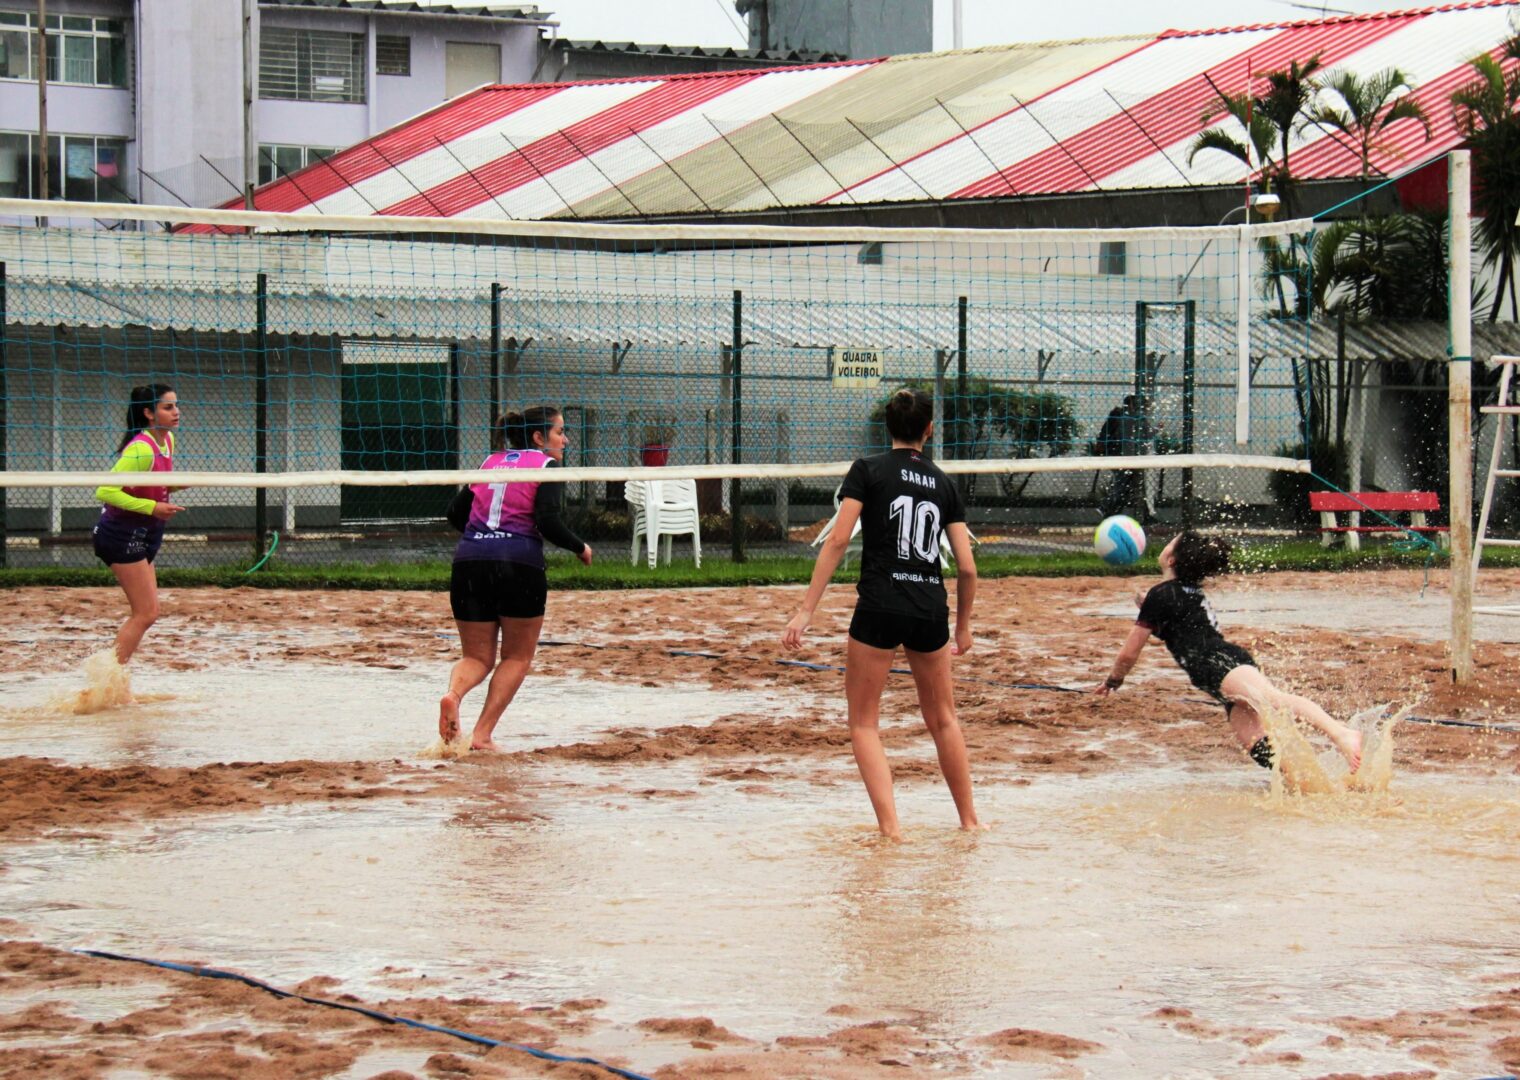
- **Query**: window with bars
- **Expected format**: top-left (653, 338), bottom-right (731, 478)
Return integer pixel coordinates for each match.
top-left (259, 26), bottom-right (365, 103)
top-left (258, 144), bottom-right (339, 186)
top-left (0, 11), bottom-right (128, 88)
top-left (375, 34), bottom-right (409, 76)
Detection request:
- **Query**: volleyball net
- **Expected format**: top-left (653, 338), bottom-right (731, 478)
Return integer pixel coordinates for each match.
top-left (0, 199), bottom-right (1319, 567)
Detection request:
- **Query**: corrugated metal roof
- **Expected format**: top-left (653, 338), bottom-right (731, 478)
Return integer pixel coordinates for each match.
top-left (259, 0), bottom-right (549, 21)
top-left (561, 41), bottom-right (844, 64)
top-left (226, 1), bottom-right (1520, 222)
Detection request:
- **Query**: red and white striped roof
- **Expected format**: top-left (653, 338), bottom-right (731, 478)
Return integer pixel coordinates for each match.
top-left (218, 0), bottom-right (1520, 225)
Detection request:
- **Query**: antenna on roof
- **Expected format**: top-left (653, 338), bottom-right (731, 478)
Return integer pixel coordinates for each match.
top-left (1271, 0), bottom-right (1357, 16)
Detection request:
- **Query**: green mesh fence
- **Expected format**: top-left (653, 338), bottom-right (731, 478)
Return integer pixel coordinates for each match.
top-left (0, 203), bottom-right (1329, 567)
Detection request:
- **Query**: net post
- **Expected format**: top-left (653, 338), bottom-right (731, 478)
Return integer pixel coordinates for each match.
top-left (1182, 298), bottom-right (1196, 527)
top-left (489, 282), bottom-right (501, 431)
top-left (0, 260), bottom-right (7, 570)
top-left (254, 271), bottom-right (268, 558)
top-left (449, 341), bottom-right (461, 466)
top-left (1449, 149), bottom-right (1474, 683)
top-left (730, 288), bottom-right (745, 563)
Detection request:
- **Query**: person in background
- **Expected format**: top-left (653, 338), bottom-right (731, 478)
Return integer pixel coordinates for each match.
top-left (439, 406), bottom-right (592, 752)
top-left (93, 383), bottom-right (184, 666)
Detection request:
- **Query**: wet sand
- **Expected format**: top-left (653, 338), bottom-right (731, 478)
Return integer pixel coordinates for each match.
top-left (2, 570), bottom-right (1519, 1078)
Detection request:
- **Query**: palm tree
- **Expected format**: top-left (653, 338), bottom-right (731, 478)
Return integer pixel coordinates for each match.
top-left (1451, 35), bottom-right (1520, 321)
top-left (1187, 89), bottom-right (1280, 186)
top-left (1304, 68), bottom-right (1433, 313)
top-left (1305, 67), bottom-right (1432, 180)
top-left (1257, 54), bottom-right (1325, 219)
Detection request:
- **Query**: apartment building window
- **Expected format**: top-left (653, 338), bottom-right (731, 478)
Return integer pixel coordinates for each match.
top-left (0, 11), bottom-right (128, 88)
top-left (375, 34), bottom-right (409, 76)
top-left (258, 144), bottom-right (338, 186)
top-left (0, 131), bottom-right (130, 201)
top-left (260, 26), bottom-right (365, 103)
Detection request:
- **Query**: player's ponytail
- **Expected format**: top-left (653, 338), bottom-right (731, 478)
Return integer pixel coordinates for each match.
top-left (883, 387), bottom-right (933, 443)
top-left (1171, 531), bottom-right (1232, 585)
top-left (118, 383), bottom-right (173, 451)
top-left (499, 405), bottom-right (561, 450)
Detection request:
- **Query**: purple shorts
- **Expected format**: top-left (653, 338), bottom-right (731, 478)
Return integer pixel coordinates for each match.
top-left (92, 515), bottom-right (164, 566)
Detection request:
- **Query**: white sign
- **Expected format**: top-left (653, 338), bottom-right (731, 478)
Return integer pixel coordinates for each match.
top-left (831, 347), bottom-right (883, 389)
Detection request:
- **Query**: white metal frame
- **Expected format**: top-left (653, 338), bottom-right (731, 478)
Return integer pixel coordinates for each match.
top-left (1473, 354), bottom-right (1520, 618)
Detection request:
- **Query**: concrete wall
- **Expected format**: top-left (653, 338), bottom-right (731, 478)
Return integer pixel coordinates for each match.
top-left (138, 0), bottom-right (246, 208)
top-left (749, 0), bottom-right (931, 58)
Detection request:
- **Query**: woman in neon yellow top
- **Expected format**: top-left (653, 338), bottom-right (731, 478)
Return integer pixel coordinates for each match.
top-left (92, 384), bottom-right (184, 665)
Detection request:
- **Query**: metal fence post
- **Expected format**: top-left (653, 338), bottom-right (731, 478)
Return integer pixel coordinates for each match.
top-left (254, 272), bottom-right (268, 557)
top-left (731, 288), bottom-right (745, 562)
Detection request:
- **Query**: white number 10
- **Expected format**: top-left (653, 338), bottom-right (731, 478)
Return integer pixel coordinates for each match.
top-left (888, 495), bottom-right (942, 562)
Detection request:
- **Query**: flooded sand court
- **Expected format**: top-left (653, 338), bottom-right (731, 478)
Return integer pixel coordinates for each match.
top-left (2, 576), bottom-right (1520, 1077)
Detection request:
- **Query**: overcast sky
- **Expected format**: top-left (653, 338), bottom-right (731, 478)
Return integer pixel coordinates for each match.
top-left (529, 0), bottom-right (1396, 49)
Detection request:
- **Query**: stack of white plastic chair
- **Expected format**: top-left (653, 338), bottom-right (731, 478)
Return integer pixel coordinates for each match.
top-left (809, 484), bottom-right (970, 569)
top-left (626, 478), bottom-right (702, 568)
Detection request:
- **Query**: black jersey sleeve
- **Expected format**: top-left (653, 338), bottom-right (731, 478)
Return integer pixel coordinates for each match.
top-left (445, 486), bottom-right (471, 532)
top-left (532, 464), bottom-right (587, 554)
top-left (839, 457), bottom-right (869, 504)
top-left (1136, 582), bottom-right (1174, 632)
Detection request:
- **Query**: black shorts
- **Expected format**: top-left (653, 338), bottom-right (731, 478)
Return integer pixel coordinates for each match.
top-left (450, 559), bottom-right (548, 622)
top-left (1179, 641), bottom-right (1256, 704)
top-left (92, 517), bottom-right (164, 566)
top-left (848, 607), bottom-right (950, 654)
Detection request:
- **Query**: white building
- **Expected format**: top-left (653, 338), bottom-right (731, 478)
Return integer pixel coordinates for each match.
top-left (0, 0), bottom-right (553, 211)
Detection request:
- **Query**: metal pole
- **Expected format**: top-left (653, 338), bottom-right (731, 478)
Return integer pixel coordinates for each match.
top-left (449, 341), bottom-right (460, 468)
top-left (1182, 299), bottom-right (1196, 527)
top-left (35, 0), bottom-right (48, 222)
top-left (1134, 301), bottom-right (1148, 406)
top-left (489, 282), bottom-right (501, 438)
top-left (952, 0), bottom-right (963, 48)
top-left (0, 262), bottom-right (7, 568)
top-left (956, 295), bottom-right (968, 462)
top-left (932, 348), bottom-right (946, 458)
top-left (730, 289), bottom-right (745, 562)
top-left (1449, 150), bottom-right (1474, 683)
top-left (242, 0), bottom-right (257, 210)
top-left (254, 272), bottom-right (268, 555)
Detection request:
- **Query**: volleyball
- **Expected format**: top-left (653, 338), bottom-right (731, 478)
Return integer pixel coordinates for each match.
top-left (1094, 515), bottom-right (1147, 566)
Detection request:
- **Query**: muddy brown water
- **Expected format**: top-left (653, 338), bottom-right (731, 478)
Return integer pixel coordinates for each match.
top-left (2, 578), bottom-right (1519, 1077)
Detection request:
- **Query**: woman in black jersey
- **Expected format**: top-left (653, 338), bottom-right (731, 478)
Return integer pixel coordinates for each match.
top-left (1095, 531), bottom-right (1362, 772)
top-left (782, 388), bottom-right (984, 840)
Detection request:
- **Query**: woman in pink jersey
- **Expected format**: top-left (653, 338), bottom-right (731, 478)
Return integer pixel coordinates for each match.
top-left (93, 383), bottom-right (185, 665)
top-left (439, 406), bottom-right (592, 751)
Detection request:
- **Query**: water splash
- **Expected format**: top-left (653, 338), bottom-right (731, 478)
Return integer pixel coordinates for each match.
top-left (56, 650), bottom-right (134, 715)
top-left (1259, 702), bottom-right (1406, 806)
top-left (418, 734), bottom-right (473, 760)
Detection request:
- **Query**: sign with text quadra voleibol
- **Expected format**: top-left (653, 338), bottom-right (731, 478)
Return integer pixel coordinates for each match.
top-left (832, 347), bottom-right (883, 389)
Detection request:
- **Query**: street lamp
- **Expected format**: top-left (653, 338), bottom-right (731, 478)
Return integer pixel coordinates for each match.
top-left (1177, 192), bottom-right (1282, 294)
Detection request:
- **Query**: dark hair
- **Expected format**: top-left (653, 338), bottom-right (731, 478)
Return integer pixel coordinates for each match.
top-left (118, 383), bottom-right (174, 451)
top-left (883, 387), bottom-right (933, 443)
top-left (1170, 531), bottom-right (1233, 585)
top-left (496, 405), bottom-right (562, 451)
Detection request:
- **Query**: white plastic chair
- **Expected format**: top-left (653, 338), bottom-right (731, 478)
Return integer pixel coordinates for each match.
top-left (626, 478), bottom-right (702, 568)
top-left (809, 484), bottom-right (971, 569)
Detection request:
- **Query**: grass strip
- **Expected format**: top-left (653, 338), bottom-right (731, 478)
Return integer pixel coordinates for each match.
top-left (3, 540), bottom-right (1513, 591)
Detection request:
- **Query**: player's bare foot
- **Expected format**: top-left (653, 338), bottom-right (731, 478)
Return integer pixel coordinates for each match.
top-left (438, 692), bottom-right (460, 742)
top-left (470, 738), bottom-right (501, 753)
top-left (961, 820), bottom-right (990, 832)
top-left (1335, 728), bottom-right (1363, 772)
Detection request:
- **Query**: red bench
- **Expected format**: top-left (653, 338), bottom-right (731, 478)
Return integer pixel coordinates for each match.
top-left (1308, 491), bottom-right (1449, 552)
